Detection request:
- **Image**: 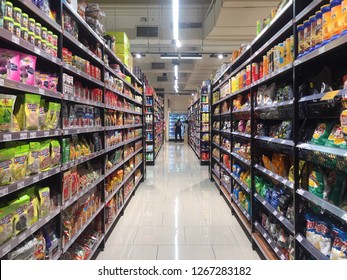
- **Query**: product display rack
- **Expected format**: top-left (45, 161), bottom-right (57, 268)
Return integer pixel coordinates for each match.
top-left (211, 0), bottom-right (347, 260)
top-left (188, 81), bottom-right (211, 165)
top-left (144, 88), bottom-right (164, 165)
top-left (0, 0), bottom-right (145, 260)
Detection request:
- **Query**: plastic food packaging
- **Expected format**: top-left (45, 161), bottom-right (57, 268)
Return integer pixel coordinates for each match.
top-left (50, 140), bottom-right (61, 167)
top-left (322, 4), bottom-right (332, 44)
top-left (24, 93), bottom-right (41, 130)
top-left (38, 187), bottom-right (50, 217)
top-left (330, 0), bottom-right (343, 39)
top-left (0, 48), bottom-right (20, 81)
top-left (27, 142), bottom-right (40, 175)
top-left (311, 122), bottom-right (334, 145)
top-left (13, 6), bottom-right (21, 24)
top-left (13, 144), bottom-right (29, 180)
top-left (39, 140), bottom-right (51, 171)
top-left (21, 12), bottom-right (28, 28)
top-left (0, 147), bottom-right (14, 186)
top-left (0, 94), bottom-right (16, 132)
top-left (28, 17), bottom-right (35, 33)
top-left (19, 53), bottom-right (37, 85)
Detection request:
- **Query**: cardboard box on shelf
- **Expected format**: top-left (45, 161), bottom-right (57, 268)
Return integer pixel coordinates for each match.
top-left (107, 32), bottom-right (131, 52)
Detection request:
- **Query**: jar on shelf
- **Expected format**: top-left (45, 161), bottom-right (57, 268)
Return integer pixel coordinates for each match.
top-left (28, 17), bottom-right (35, 33)
top-left (52, 46), bottom-right (57, 57)
top-left (41, 27), bottom-right (47, 41)
top-left (322, 4), bottom-right (332, 44)
top-left (13, 7), bottom-right (21, 24)
top-left (5, 1), bottom-right (13, 18)
top-left (330, 0), bottom-right (343, 39)
top-left (13, 21), bottom-right (20, 37)
top-left (315, 10), bottom-right (323, 48)
top-left (46, 43), bottom-right (53, 55)
top-left (4, 16), bottom-right (14, 33)
top-left (52, 34), bottom-right (58, 47)
top-left (28, 31), bottom-right (35, 45)
top-left (42, 40), bottom-right (47, 52)
top-left (297, 24), bottom-right (304, 57)
top-left (21, 27), bottom-right (28, 41)
top-left (21, 13), bottom-right (28, 28)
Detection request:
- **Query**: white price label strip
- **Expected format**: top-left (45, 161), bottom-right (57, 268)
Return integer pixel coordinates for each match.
top-left (342, 214), bottom-right (347, 222)
top-left (20, 133), bottom-right (27, 139)
top-left (0, 78), bottom-right (4, 86)
top-left (3, 134), bottom-right (11, 141)
top-left (18, 233), bottom-right (27, 243)
top-left (44, 131), bottom-right (50, 137)
top-left (17, 181), bottom-right (24, 189)
top-left (30, 132), bottom-right (36, 138)
top-left (297, 235), bottom-right (303, 242)
top-left (12, 35), bottom-right (19, 44)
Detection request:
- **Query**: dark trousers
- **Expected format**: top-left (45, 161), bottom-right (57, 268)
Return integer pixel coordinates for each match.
top-left (175, 129), bottom-right (182, 142)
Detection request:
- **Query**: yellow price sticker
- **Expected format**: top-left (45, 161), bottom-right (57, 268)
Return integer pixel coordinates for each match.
top-left (320, 90), bottom-right (340, 101)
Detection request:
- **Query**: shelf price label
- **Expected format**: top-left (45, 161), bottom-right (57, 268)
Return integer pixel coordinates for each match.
top-left (0, 78), bottom-right (4, 86)
top-left (321, 90), bottom-right (339, 101)
top-left (34, 47), bottom-right (41, 55)
top-left (12, 35), bottom-right (19, 44)
top-left (3, 134), bottom-right (12, 141)
top-left (297, 235), bottom-right (303, 242)
top-left (20, 132), bottom-right (27, 139)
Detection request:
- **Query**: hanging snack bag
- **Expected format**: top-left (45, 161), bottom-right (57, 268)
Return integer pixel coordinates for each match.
top-left (10, 194), bottom-right (30, 236)
top-left (0, 204), bottom-right (15, 245)
top-left (27, 142), bottom-right (40, 175)
top-left (19, 54), bottom-right (36, 85)
top-left (50, 140), bottom-right (61, 167)
top-left (330, 228), bottom-right (347, 260)
top-left (13, 144), bottom-right (29, 180)
top-left (308, 167), bottom-right (327, 199)
top-left (0, 94), bottom-right (16, 132)
top-left (39, 140), bottom-right (51, 171)
top-left (0, 147), bottom-right (14, 185)
top-left (315, 219), bottom-right (332, 256)
top-left (38, 186), bottom-right (50, 218)
top-left (24, 93), bottom-right (41, 130)
top-left (311, 122), bottom-right (334, 145)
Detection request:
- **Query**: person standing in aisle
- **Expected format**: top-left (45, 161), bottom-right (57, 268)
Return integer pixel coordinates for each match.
top-left (174, 118), bottom-right (182, 143)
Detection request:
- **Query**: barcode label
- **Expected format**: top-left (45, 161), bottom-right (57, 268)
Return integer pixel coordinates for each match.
top-left (39, 88), bottom-right (44, 95)
top-left (0, 188), bottom-right (8, 196)
top-left (279, 216), bottom-right (284, 221)
top-left (12, 35), bottom-right (19, 44)
top-left (274, 247), bottom-right (279, 253)
top-left (33, 176), bottom-right (39, 183)
top-left (20, 133), bottom-right (27, 139)
top-left (297, 189), bottom-right (305, 195)
top-left (30, 132), bottom-right (36, 138)
top-left (3, 134), bottom-right (12, 141)
top-left (34, 47), bottom-right (41, 55)
top-left (273, 211), bottom-right (278, 216)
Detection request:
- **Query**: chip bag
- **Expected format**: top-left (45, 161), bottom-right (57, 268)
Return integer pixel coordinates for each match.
top-left (13, 144), bottom-right (29, 180)
top-left (0, 205), bottom-right (15, 245)
top-left (308, 167), bottom-right (327, 199)
top-left (19, 187), bottom-right (39, 226)
top-left (24, 93), bottom-right (41, 130)
top-left (330, 228), bottom-right (347, 260)
top-left (0, 147), bottom-right (14, 186)
top-left (10, 194), bottom-right (30, 236)
top-left (39, 140), bottom-right (51, 171)
top-left (50, 140), bottom-right (61, 167)
top-left (38, 187), bottom-right (50, 218)
top-left (311, 122), bottom-right (334, 146)
top-left (0, 94), bottom-right (16, 132)
top-left (27, 142), bottom-right (40, 175)
top-left (38, 98), bottom-right (46, 130)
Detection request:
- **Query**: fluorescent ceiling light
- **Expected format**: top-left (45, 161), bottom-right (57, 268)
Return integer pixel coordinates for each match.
top-left (218, 54), bottom-right (223, 59)
top-left (160, 54), bottom-right (202, 60)
top-left (173, 0), bottom-right (179, 41)
top-left (175, 39), bottom-right (181, 48)
top-left (136, 53), bottom-right (142, 58)
top-left (161, 55), bottom-right (179, 59)
top-left (181, 55), bottom-right (202, 60)
top-left (174, 65), bottom-right (178, 80)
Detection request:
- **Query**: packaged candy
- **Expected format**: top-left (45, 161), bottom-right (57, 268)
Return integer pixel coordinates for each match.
top-left (308, 167), bottom-right (327, 199)
top-left (0, 147), bottom-right (14, 185)
top-left (38, 187), bottom-right (50, 217)
top-left (0, 204), bottom-right (14, 245)
top-left (27, 142), bottom-right (40, 175)
top-left (19, 187), bottom-right (39, 226)
top-left (10, 194), bottom-right (30, 235)
top-left (24, 93), bottom-right (41, 130)
top-left (13, 144), bottom-right (29, 180)
top-left (39, 140), bottom-right (51, 171)
top-left (50, 140), bottom-right (61, 167)
top-left (19, 53), bottom-right (37, 85)
top-left (0, 94), bottom-right (16, 132)
top-left (0, 48), bottom-right (19, 81)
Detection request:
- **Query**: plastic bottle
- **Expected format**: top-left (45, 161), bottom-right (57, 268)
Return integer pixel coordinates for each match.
top-left (322, 4), bottom-right (332, 44)
top-left (342, 0), bottom-right (347, 34)
top-left (315, 11), bottom-right (323, 48)
top-left (330, 0), bottom-right (343, 39)
top-left (297, 24), bottom-right (304, 57)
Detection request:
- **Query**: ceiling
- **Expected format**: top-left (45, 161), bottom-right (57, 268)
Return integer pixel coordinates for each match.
top-left (98, 0), bottom-right (280, 95)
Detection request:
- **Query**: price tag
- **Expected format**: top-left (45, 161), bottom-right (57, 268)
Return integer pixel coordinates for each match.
top-left (34, 47), bottom-right (41, 55)
top-left (297, 189), bottom-right (305, 195)
top-left (31, 224), bottom-right (38, 233)
top-left (319, 46), bottom-right (325, 54)
top-left (76, 129), bottom-right (81, 134)
top-left (297, 235), bottom-right (303, 242)
top-left (267, 238), bottom-right (272, 243)
top-left (0, 188), bottom-right (8, 196)
top-left (33, 176), bottom-right (39, 183)
top-left (18, 233), bottom-right (26, 243)
top-left (274, 175), bottom-right (280, 180)
top-left (39, 88), bottom-right (44, 95)
top-left (274, 247), bottom-right (279, 253)
top-left (52, 56), bottom-right (57, 63)
top-left (321, 90), bottom-right (339, 101)
top-left (262, 200), bottom-right (267, 205)
top-left (54, 130), bottom-right (59, 135)
top-left (0, 78), bottom-right (4, 86)
top-left (3, 134), bottom-right (12, 141)
top-left (279, 216), bottom-right (284, 221)
top-left (17, 181), bottom-right (25, 189)
top-left (12, 35), bottom-right (19, 44)
top-left (342, 214), bottom-right (347, 222)
top-left (280, 255), bottom-right (286, 260)
top-left (20, 132), bottom-right (27, 139)
top-left (44, 215), bottom-right (50, 223)
top-left (43, 131), bottom-right (50, 137)
top-left (29, 132), bottom-right (36, 138)
top-left (273, 210), bottom-right (278, 216)
top-left (42, 172), bottom-right (48, 179)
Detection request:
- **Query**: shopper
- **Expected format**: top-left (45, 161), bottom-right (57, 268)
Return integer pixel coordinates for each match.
top-left (174, 118), bottom-right (182, 143)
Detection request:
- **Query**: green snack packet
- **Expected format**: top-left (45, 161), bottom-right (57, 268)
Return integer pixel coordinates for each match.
top-left (39, 140), bottom-right (51, 171)
top-left (50, 140), bottom-right (61, 167)
top-left (49, 103), bottom-right (61, 130)
top-left (62, 138), bottom-right (70, 164)
top-left (0, 94), bottom-right (16, 132)
top-left (10, 194), bottom-right (30, 235)
top-left (37, 186), bottom-right (50, 218)
top-left (24, 94), bottom-right (41, 130)
top-left (311, 122), bottom-right (334, 146)
top-left (0, 204), bottom-right (15, 244)
top-left (0, 147), bottom-right (14, 186)
top-left (27, 142), bottom-right (40, 175)
top-left (19, 187), bottom-right (39, 226)
top-left (13, 144), bottom-right (29, 181)
top-left (327, 171), bottom-right (346, 205)
top-left (308, 167), bottom-right (327, 199)
top-left (39, 98), bottom-right (46, 130)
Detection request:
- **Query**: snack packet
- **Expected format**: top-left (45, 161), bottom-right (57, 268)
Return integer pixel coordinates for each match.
top-left (0, 147), bottom-right (14, 185)
top-left (10, 194), bottom-right (30, 236)
top-left (38, 187), bottom-right (50, 218)
top-left (305, 213), bottom-right (318, 246)
top-left (308, 167), bottom-right (327, 199)
top-left (24, 93), bottom-right (41, 130)
top-left (0, 94), bottom-right (16, 132)
top-left (50, 140), bottom-right (61, 167)
top-left (315, 220), bottom-right (332, 257)
top-left (311, 122), bottom-right (334, 146)
top-left (0, 205), bottom-right (14, 245)
top-left (38, 98), bottom-right (46, 130)
top-left (27, 142), bottom-right (40, 175)
top-left (19, 187), bottom-right (39, 225)
top-left (39, 140), bottom-right (51, 171)
top-left (327, 171), bottom-right (346, 205)
top-left (19, 54), bottom-right (37, 85)
top-left (13, 144), bottom-right (29, 180)
top-left (49, 102), bottom-right (61, 129)
top-left (330, 228), bottom-right (347, 260)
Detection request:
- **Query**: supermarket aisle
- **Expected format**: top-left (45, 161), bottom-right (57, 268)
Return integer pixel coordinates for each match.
top-left (97, 143), bottom-right (260, 260)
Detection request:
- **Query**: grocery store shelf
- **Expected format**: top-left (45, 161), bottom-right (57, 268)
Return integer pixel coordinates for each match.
top-left (219, 184), bottom-right (232, 205)
top-left (63, 63), bottom-right (104, 87)
top-left (296, 233), bottom-right (329, 260)
top-left (87, 235), bottom-right (105, 260)
top-left (232, 131), bottom-right (251, 139)
top-left (0, 77), bottom-right (62, 99)
top-left (230, 173), bottom-right (251, 194)
top-left (254, 221), bottom-right (287, 260)
top-left (231, 194), bottom-right (251, 221)
top-left (294, 33), bottom-right (347, 67)
top-left (0, 129), bottom-right (61, 142)
top-left (212, 168), bottom-right (220, 179)
top-left (220, 146), bottom-right (231, 155)
top-left (254, 164), bottom-right (294, 190)
top-left (254, 193), bottom-right (294, 234)
top-left (231, 152), bottom-right (251, 166)
top-left (230, 85), bottom-right (252, 98)
top-left (0, 29), bottom-right (61, 65)
top-left (62, 126), bottom-right (104, 135)
top-left (232, 107), bottom-right (251, 114)
top-left (220, 111), bottom-right (231, 116)
top-left (0, 207), bottom-right (61, 258)
top-left (297, 142), bottom-right (347, 158)
top-left (220, 162), bottom-right (231, 176)
top-left (252, 232), bottom-right (278, 260)
top-left (295, 0), bottom-right (325, 22)
top-left (124, 135), bottom-right (143, 145)
top-left (105, 85), bottom-right (143, 106)
top-left (299, 92), bottom-right (327, 102)
top-left (252, 63), bottom-right (293, 88)
top-left (105, 104), bottom-right (143, 115)
top-left (61, 149), bottom-right (105, 171)
top-left (62, 203), bottom-right (105, 253)
top-left (0, 166), bottom-right (61, 197)
top-left (62, 94), bottom-right (104, 107)
top-left (254, 135), bottom-right (294, 147)
top-left (255, 100), bottom-right (293, 111)
top-left (63, 175), bottom-right (105, 210)
top-left (220, 130), bottom-right (232, 135)
top-left (212, 94), bottom-right (232, 106)
top-left (105, 141), bottom-right (125, 153)
top-left (212, 155), bottom-right (220, 163)
top-left (212, 142), bottom-right (220, 147)
top-left (297, 189), bottom-right (347, 223)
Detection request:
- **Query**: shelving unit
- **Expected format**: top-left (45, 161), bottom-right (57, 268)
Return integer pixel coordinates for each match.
top-left (0, 0), bottom-right (145, 260)
top-left (188, 81), bottom-right (211, 165)
top-left (144, 87), bottom-right (164, 165)
top-left (210, 0), bottom-right (347, 260)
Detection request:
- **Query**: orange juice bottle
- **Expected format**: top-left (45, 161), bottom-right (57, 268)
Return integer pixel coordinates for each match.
top-left (330, 0), bottom-right (343, 39)
top-left (322, 4), bottom-right (332, 44)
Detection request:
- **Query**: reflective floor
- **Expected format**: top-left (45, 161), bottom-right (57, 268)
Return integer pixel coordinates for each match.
top-left (97, 142), bottom-right (260, 260)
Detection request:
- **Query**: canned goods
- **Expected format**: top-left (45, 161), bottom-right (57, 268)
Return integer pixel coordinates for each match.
top-left (4, 16), bottom-right (14, 33)
top-left (13, 22), bottom-right (21, 37)
top-left (21, 13), bottom-right (28, 28)
top-left (303, 20), bottom-right (311, 53)
top-left (28, 18), bottom-right (35, 33)
top-left (13, 7), bottom-right (21, 24)
top-left (21, 27), bottom-right (28, 41)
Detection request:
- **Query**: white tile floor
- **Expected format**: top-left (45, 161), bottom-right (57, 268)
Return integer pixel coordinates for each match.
top-left (97, 142), bottom-right (260, 260)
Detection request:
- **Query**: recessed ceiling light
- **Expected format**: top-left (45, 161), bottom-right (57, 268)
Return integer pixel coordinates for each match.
top-left (136, 53), bottom-right (142, 58)
top-left (218, 54), bottom-right (223, 59)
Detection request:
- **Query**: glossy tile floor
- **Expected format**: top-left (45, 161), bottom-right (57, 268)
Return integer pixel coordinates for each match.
top-left (97, 142), bottom-right (260, 260)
